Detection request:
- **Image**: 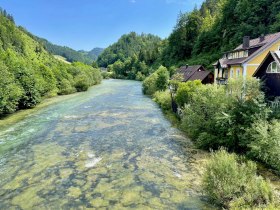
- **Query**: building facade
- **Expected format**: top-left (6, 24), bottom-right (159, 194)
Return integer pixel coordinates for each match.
top-left (213, 32), bottom-right (280, 85)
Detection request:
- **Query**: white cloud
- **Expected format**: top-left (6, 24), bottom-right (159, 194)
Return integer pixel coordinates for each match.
top-left (130, 0), bottom-right (136, 3)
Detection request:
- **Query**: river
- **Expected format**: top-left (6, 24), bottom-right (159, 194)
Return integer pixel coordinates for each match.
top-left (0, 80), bottom-right (213, 209)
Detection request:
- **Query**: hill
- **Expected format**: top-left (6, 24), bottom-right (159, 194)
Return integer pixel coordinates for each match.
top-left (79, 47), bottom-right (104, 61)
top-left (0, 8), bottom-right (102, 116)
top-left (34, 37), bottom-right (103, 64)
top-left (97, 32), bottom-right (162, 80)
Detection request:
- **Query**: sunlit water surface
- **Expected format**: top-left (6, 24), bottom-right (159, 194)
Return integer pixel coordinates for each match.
top-left (0, 80), bottom-right (213, 209)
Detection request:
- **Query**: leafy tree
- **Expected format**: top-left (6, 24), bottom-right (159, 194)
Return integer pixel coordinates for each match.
top-left (0, 62), bottom-right (22, 114)
top-left (155, 66), bottom-right (169, 91)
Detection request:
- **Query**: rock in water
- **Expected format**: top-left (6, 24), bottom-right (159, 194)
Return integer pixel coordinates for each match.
top-left (85, 157), bottom-right (102, 168)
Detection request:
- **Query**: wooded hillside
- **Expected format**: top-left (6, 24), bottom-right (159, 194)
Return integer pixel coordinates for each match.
top-left (0, 9), bottom-right (102, 116)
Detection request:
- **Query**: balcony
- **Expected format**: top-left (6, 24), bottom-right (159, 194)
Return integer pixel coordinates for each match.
top-left (216, 77), bottom-right (228, 85)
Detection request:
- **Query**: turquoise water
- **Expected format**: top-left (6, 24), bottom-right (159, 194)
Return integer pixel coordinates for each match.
top-left (0, 80), bottom-right (213, 209)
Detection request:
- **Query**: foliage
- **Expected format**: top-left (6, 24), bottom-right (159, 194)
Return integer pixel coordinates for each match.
top-left (0, 62), bottom-right (22, 113)
top-left (155, 66), bottom-right (169, 91)
top-left (160, 0), bottom-right (280, 69)
top-left (175, 80), bottom-right (202, 107)
top-left (180, 78), bottom-right (270, 151)
top-left (247, 120), bottom-right (280, 172)
top-left (142, 66), bottom-right (169, 95)
top-left (142, 72), bottom-right (158, 96)
top-left (0, 13), bottom-right (102, 116)
top-left (180, 84), bottom-right (231, 149)
top-left (153, 90), bottom-right (172, 111)
top-left (34, 35), bottom-right (103, 64)
top-left (203, 149), bottom-right (274, 209)
top-left (97, 32), bottom-right (161, 79)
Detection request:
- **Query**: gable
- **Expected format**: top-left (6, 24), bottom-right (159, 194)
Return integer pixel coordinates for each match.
top-left (246, 39), bottom-right (280, 65)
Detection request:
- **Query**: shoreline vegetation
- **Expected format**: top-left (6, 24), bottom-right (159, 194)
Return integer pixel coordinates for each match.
top-left (141, 72), bottom-right (280, 208)
top-left (0, 10), bottom-right (102, 118)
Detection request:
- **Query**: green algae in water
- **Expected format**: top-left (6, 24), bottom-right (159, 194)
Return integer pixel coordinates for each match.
top-left (0, 80), bottom-right (214, 209)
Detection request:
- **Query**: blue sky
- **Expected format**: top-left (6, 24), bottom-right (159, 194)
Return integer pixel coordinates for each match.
top-left (0, 0), bottom-right (203, 50)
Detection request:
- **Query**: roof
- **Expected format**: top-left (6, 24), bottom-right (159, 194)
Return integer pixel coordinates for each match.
top-left (253, 51), bottom-right (280, 76)
top-left (174, 65), bottom-right (212, 82)
top-left (215, 32), bottom-right (280, 67)
top-left (235, 32), bottom-right (280, 50)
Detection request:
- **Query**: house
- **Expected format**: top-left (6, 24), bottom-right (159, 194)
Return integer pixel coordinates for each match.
top-left (213, 32), bottom-right (280, 84)
top-left (253, 51), bottom-right (280, 97)
top-left (173, 65), bottom-right (214, 84)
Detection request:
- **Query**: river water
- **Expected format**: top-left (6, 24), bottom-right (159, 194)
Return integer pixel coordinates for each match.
top-left (0, 80), bottom-right (213, 209)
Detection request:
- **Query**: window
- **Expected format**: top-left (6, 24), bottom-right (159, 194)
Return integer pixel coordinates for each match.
top-left (236, 69), bottom-right (241, 77)
top-left (244, 50), bottom-right (248, 57)
top-left (267, 61), bottom-right (280, 73)
top-left (230, 69), bottom-right (234, 78)
top-left (224, 69), bottom-right (228, 78)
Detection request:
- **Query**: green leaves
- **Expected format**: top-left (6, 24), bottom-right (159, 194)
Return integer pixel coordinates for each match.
top-left (142, 66), bottom-right (169, 95)
top-left (203, 149), bottom-right (274, 209)
top-left (0, 14), bottom-right (102, 116)
top-left (0, 62), bottom-right (22, 114)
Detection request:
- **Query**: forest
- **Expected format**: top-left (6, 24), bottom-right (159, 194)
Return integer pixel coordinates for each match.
top-left (35, 37), bottom-right (103, 65)
top-left (0, 8), bottom-right (102, 116)
top-left (98, 0), bottom-right (280, 79)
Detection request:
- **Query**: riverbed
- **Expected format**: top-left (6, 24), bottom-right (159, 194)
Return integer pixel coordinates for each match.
top-left (0, 80), bottom-right (213, 209)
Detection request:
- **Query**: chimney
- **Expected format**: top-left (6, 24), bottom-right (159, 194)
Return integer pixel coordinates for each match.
top-left (186, 64), bottom-right (189, 68)
top-left (243, 36), bottom-right (250, 49)
top-left (259, 34), bottom-right (265, 42)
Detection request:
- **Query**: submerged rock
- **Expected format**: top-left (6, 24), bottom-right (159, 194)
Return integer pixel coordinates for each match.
top-left (85, 157), bottom-right (102, 168)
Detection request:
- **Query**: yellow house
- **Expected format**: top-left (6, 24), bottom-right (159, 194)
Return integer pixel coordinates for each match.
top-left (213, 32), bottom-right (280, 84)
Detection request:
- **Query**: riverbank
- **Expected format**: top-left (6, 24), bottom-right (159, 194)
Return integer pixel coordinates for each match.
top-left (154, 94), bottom-right (280, 206)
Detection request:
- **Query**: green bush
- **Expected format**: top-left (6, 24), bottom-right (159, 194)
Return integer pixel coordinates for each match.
top-left (175, 80), bottom-right (202, 107)
top-left (180, 84), bottom-right (231, 148)
top-left (247, 119), bottom-right (280, 172)
top-left (0, 62), bottom-right (23, 114)
top-left (58, 79), bottom-right (76, 95)
top-left (142, 65), bottom-right (169, 95)
top-left (74, 74), bottom-right (90, 92)
top-left (155, 66), bottom-right (169, 91)
top-left (180, 78), bottom-right (270, 151)
top-left (142, 72), bottom-right (158, 95)
top-left (135, 71), bottom-right (146, 81)
top-left (203, 149), bottom-right (274, 209)
top-left (153, 90), bottom-right (172, 111)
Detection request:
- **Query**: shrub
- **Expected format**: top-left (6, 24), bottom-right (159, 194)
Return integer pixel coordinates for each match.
top-left (247, 119), bottom-right (280, 172)
top-left (153, 90), bottom-right (172, 111)
top-left (155, 66), bottom-right (169, 91)
top-left (175, 80), bottom-right (202, 107)
top-left (135, 71), bottom-right (146, 81)
top-left (203, 149), bottom-right (274, 209)
top-left (142, 72), bottom-right (158, 95)
top-left (142, 65), bottom-right (169, 95)
top-left (180, 84), bottom-right (231, 147)
top-left (58, 79), bottom-right (76, 95)
top-left (0, 63), bottom-right (23, 114)
top-left (74, 74), bottom-right (90, 92)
